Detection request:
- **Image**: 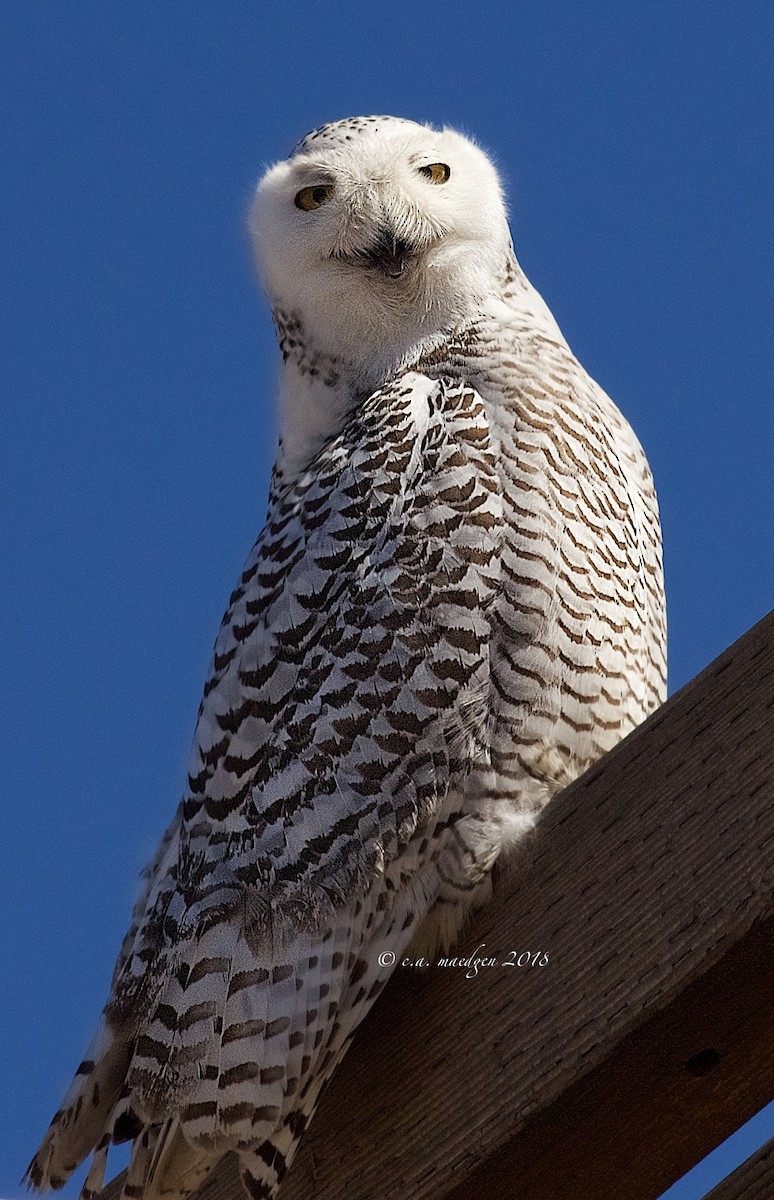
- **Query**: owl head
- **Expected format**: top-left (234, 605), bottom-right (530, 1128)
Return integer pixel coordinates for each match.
top-left (250, 117), bottom-right (512, 376)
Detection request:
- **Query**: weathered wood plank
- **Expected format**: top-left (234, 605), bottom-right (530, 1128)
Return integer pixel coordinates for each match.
top-left (704, 1135), bottom-right (774, 1199)
top-left (102, 609), bottom-right (774, 1200)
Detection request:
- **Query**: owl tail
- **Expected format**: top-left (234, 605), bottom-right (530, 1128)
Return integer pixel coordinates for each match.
top-left (24, 1018), bottom-right (131, 1192)
top-left (236, 1090), bottom-right (327, 1200)
top-left (238, 1130), bottom-right (300, 1200)
top-left (117, 1117), bottom-right (217, 1200)
top-left (27, 1030), bottom-right (220, 1200)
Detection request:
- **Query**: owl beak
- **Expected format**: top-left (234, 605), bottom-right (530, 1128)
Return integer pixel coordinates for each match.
top-left (362, 232), bottom-right (413, 278)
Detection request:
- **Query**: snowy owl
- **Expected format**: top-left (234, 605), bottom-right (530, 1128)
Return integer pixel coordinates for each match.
top-left (28, 115), bottom-right (666, 1200)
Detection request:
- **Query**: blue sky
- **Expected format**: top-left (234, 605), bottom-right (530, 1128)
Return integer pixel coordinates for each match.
top-left (2, 4), bottom-right (772, 1198)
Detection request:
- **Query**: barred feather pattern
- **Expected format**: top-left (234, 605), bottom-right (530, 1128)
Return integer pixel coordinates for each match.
top-left (28, 119), bottom-right (666, 1200)
top-left (27, 373), bottom-right (508, 1199)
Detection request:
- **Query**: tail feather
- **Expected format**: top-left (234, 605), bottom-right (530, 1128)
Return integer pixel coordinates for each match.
top-left (120, 1125), bottom-right (158, 1200)
top-left (141, 1118), bottom-right (219, 1200)
top-left (235, 894), bottom-right (395, 1200)
top-left (28, 854), bottom-right (441, 1200)
top-left (79, 1136), bottom-right (109, 1200)
top-left (238, 1128), bottom-right (298, 1200)
top-left (26, 1020), bottom-right (132, 1191)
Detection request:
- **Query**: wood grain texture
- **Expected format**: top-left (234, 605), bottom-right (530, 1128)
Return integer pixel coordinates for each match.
top-left (704, 1137), bottom-right (774, 1199)
top-left (103, 609), bottom-right (774, 1200)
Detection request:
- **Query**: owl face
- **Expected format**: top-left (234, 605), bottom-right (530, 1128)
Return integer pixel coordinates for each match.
top-left (251, 117), bottom-right (512, 370)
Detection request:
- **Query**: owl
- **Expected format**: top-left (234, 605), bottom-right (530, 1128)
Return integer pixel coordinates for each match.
top-left (27, 116), bottom-right (666, 1200)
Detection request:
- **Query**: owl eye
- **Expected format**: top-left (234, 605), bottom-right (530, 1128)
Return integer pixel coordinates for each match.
top-left (418, 163), bottom-right (451, 184)
top-left (294, 184), bottom-right (335, 211)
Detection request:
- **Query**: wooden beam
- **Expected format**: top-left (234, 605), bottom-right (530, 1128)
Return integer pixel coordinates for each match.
top-left (704, 1136), bottom-right (774, 1199)
top-left (104, 609), bottom-right (774, 1200)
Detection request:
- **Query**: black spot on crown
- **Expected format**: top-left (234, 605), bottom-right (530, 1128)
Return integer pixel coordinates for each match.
top-left (291, 116), bottom-right (421, 157)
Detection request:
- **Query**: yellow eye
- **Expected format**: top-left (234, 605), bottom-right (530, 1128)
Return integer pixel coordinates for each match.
top-left (418, 162), bottom-right (451, 184)
top-left (294, 184), bottom-right (334, 211)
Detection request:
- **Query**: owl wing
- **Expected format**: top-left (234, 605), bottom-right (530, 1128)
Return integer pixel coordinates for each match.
top-left (27, 371), bottom-right (502, 1199)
